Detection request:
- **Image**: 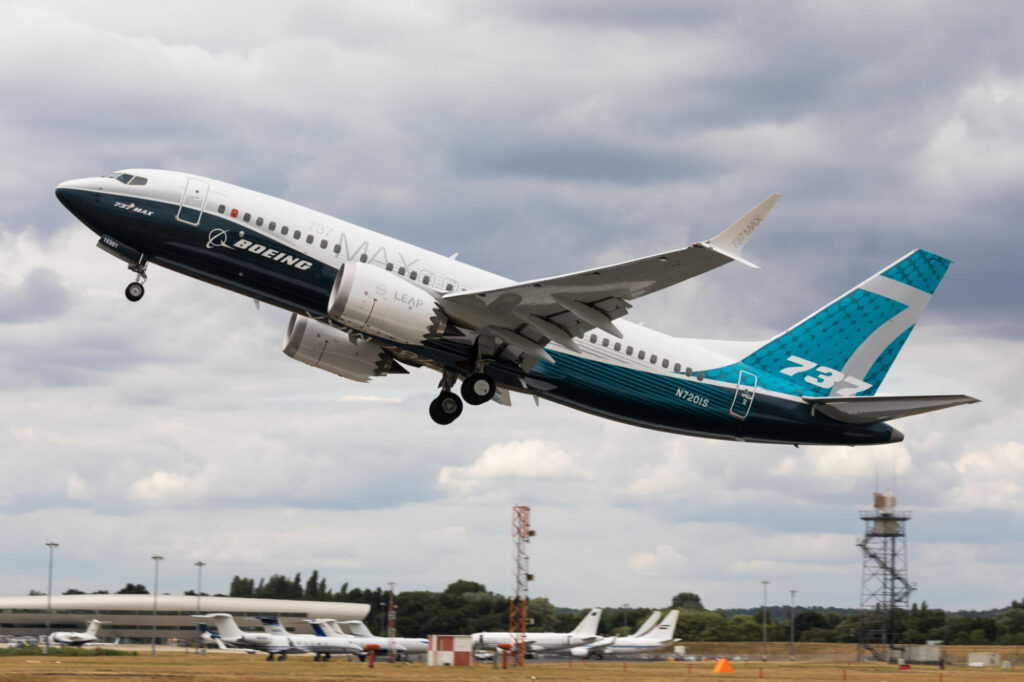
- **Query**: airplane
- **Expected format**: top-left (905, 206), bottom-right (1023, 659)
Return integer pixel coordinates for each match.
top-left (571, 609), bottom-right (679, 659)
top-left (626, 610), bottom-right (662, 639)
top-left (55, 170), bottom-right (978, 445)
top-left (254, 615), bottom-right (364, 661)
top-left (472, 607), bottom-right (603, 653)
top-left (193, 613), bottom-right (300, 660)
top-left (313, 619), bottom-right (427, 658)
top-left (48, 619), bottom-right (108, 647)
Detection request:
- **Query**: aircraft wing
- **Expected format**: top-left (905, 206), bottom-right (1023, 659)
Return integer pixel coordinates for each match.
top-left (441, 195), bottom-right (779, 364)
top-left (804, 394), bottom-right (979, 425)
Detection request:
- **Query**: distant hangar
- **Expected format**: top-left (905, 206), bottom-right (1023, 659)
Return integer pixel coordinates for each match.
top-left (0, 594), bottom-right (369, 643)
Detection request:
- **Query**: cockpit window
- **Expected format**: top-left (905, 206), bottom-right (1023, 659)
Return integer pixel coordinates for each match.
top-left (114, 173), bottom-right (133, 184)
top-left (128, 176), bottom-right (148, 186)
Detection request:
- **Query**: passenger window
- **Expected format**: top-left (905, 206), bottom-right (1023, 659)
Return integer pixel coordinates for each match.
top-left (306, 235), bottom-right (314, 244)
top-left (422, 276), bottom-right (430, 285)
top-left (243, 213), bottom-right (251, 222)
top-left (333, 244), bottom-right (341, 254)
top-left (614, 342), bottom-right (621, 351)
top-left (626, 346), bottom-right (633, 355)
top-left (294, 230), bottom-right (302, 239)
top-left (410, 271), bottom-right (418, 280)
top-left (445, 283), bottom-right (453, 292)
top-left (360, 254), bottom-right (368, 263)
top-left (674, 363), bottom-right (681, 372)
top-left (218, 205), bottom-right (225, 214)
top-left (256, 217), bottom-right (264, 227)
top-left (269, 221), bottom-right (276, 230)
top-left (697, 371), bottom-right (704, 381)
top-left (590, 334), bottom-right (597, 343)
top-left (602, 338), bottom-right (609, 347)
top-left (686, 367), bottom-right (693, 376)
top-left (320, 239), bottom-right (328, 249)
top-left (650, 355), bottom-right (658, 364)
top-left (281, 226), bottom-right (289, 236)
top-left (386, 263), bottom-right (394, 271)
top-left (638, 350), bottom-right (645, 360)
top-left (398, 267), bottom-right (406, 276)
top-left (662, 359), bottom-right (669, 368)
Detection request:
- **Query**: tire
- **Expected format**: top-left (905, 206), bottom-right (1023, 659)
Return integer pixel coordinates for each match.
top-left (125, 282), bottom-right (145, 302)
top-left (460, 373), bottom-right (496, 405)
top-left (429, 391), bottom-right (463, 425)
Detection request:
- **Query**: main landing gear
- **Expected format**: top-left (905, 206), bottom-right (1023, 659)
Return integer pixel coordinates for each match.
top-left (124, 258), bottom-right (149, 302)
top-left (429, 371), bottom-right (497, 425)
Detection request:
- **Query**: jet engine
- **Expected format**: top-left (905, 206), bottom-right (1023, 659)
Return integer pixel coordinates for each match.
top-left (282, 313), bottom-right (407, 382)
top-left (327, 262), bottom-right (449, 344)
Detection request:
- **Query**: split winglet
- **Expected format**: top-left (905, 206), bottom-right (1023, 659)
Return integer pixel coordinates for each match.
top-left (705, 193), bottom-right (780, 268)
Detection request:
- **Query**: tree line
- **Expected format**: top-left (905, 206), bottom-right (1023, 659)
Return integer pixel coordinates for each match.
top-left (38, 575), bottom-right (1024, 645)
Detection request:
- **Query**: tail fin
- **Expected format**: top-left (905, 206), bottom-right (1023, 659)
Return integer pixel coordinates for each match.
top-left (728, 249), bottom-right (951, 397)
top-left (648, 610), bottom-right (679, 641)
top-left (631, 611), bottom-right (661, 638)
top-left (204, 613), bottom-right (243, 640)
top-left (307, 620), bottom-right (330, 637)
top-left (257, 615), bottom-right (289, 636)
top-left (570, 608), bottom-right (602, 636)
top-left (85, 620), bottom-right (103, 637)
top-left (340, 620), bottom-right (374, 637)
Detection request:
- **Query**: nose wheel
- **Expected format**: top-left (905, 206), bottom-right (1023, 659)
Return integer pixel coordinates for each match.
top-left (429, 391), bottom-right (463, 425)
top-left (125, 282), bottom-right (145, 301)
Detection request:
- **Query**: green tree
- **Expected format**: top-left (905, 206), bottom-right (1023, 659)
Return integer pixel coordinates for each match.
top-left (672, 592), bottom-right (705, 611)
top-left (117, 583), bottom-right (149, 594)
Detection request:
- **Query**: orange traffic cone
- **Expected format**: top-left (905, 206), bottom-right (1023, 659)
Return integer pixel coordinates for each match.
top-left (712, 658), bottom-right (735, 673)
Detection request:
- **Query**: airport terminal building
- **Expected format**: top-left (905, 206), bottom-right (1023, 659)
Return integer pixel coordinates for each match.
top-left (0, 594), bottom-right (370, 643)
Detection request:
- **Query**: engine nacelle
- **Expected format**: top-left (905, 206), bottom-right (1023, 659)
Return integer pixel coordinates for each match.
top-left (282, 313), bottom-right (405, 382)
top-left (327, 262), bottom-right (448, 345)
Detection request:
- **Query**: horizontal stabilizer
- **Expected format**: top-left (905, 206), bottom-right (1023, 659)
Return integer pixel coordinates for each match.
top-left (805, 394), bottom-right (979, 425)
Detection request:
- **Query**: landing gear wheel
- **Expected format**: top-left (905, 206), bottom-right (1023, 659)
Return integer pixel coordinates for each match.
top-left (429, 391), bottom-right (463, 425)
top-left (461, 373), bottom-right (496, 405)
top-left (125, 282), bottom-right (145, 302)
top-left (278, 653), bottom-right (287, 661)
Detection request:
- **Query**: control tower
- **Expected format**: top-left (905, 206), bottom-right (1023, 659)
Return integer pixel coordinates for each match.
top-left (856, 490), bottom-right (915, 662)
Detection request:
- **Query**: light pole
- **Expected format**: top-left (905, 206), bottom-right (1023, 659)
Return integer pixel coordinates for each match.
top-left (789, 589), bottom-right (796, 661)
top-left (761, 580), bottom-right (770, 662)
top-left (44, 541), bottom-right (58, 655)
top-left (151, 555), bottom-right (163, 656)
top-left (194, 561), bottom-right (206, 614)
top-left (621, 603), bottom-right (631, 632)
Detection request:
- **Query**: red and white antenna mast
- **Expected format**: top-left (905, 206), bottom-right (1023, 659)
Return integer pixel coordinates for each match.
top-left (509, 505), bottom-right (534, 667)
top-left (386, 581), bottom-right (397, 663)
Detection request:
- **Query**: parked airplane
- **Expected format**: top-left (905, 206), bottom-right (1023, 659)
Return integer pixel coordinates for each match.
top-left (571, 609), bottom-right (679, 658)
top-left (193, 613), bottom-right (298, 660)
top-left (48, 619), bottom-right (107, 647)
top-left (254, 615), bottom-right (363, 661)
top-left (313, 619), bottom-right (428, 657)
top-left (627, 611), bottom-right (662, 638)
top-left (473, 607), bottom-right (603, 653)
top-left (56, 170), bottom-right (978, 445)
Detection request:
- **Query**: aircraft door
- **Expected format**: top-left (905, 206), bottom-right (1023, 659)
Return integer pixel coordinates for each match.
top-left (729, 370), bottom-right (757, 420)
top-left (177, 177), bottom-right (210, 225)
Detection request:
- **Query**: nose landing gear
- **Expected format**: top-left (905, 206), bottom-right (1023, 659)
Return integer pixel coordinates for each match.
top-left (124, 259), bottom-right (149, 302)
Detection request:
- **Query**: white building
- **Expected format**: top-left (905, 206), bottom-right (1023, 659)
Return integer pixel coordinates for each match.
top-left (0, 594), bottom-right (369, 643)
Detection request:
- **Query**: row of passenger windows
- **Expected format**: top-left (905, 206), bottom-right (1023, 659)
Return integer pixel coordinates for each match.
top-left (216, 204), bottom-right (456, 292)
top-left (586, 333), bottom-right (703, 379)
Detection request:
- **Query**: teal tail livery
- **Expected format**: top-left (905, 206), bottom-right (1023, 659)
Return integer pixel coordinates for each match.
top-left (56, 171), bottom-right (978, 445)
top-left (711, 249), bottom-right (951, 398)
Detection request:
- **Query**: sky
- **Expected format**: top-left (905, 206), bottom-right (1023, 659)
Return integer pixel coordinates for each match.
top-left (1, 1), bottom-right (1022, 614)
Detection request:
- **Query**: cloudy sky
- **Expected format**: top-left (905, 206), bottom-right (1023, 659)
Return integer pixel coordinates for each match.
top-left (2, 1), bottom-right (1022, 614)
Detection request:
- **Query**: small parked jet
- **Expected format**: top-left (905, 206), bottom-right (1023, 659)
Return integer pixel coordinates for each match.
top-left (56, 170), bottom-right (978, 444)
top-left (193, 613), bottom-right (300, 661)
top-left (571, 609), bottom-right (679, 658)
top-left (313, 619), bottom-right (428, 657)
top-left (48, 619), bottom-right (107, 647)
top-left (473, 607), bottom-right (603, 653)
top-left (255, 615), bottom-right (363, 661)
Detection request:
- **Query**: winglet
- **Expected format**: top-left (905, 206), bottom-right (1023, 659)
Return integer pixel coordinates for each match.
top-left (705, 193), bottom-right (780, 268)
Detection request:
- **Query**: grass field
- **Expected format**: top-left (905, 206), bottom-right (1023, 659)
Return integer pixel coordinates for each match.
top-left (0, 647), bottom-right (1019, 682)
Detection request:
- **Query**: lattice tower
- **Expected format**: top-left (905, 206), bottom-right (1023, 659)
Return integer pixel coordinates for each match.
top-left (509, 505), bottom-right (533, 667)
top-left (856, 490), bottom-right (915, 663)
top-left (386, 581), bottom-right (397, 663)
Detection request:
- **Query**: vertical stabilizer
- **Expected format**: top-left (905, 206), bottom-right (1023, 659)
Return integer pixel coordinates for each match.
top-left (715, 250), bottom-right (951, 397)
top-left (631, 611), bottom-right (662, 638)
top-left (205, 613), bottom-right (243, 640)
top-left (570, 608), bottom-right (603, 636)
top-left (84, 620), bottom-right (103, 638)
top-left (648, 609), bottom-right (679, 642)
